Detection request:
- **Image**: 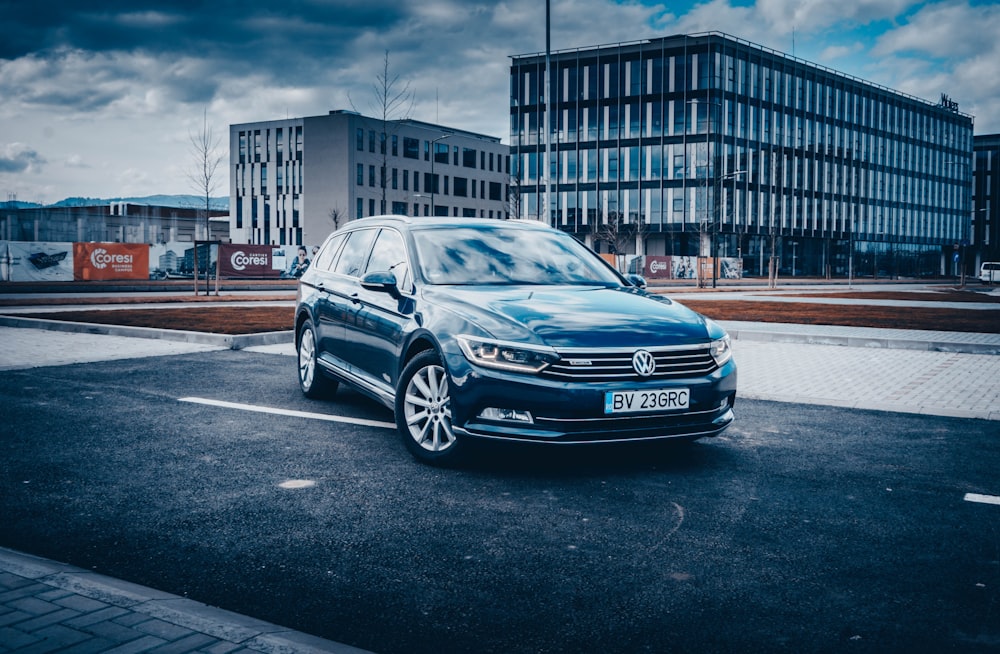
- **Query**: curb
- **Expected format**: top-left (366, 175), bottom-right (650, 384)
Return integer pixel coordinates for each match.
top-left (720, 323), bottom-right (1000, 356)
top-left (0, 315), bottom-right (293, 350)
top-left (0, 547), bottom-right (372, 653)
top-left (3, 313), bottom-right (996, 356)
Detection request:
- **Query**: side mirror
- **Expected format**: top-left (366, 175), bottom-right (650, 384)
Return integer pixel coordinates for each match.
top-left (626, 274), bottom-right (647, 289)
top-left (361, 270), bottom-right (402, 299)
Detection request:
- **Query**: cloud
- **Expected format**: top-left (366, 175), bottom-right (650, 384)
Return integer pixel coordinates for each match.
top-left (0, 144), bottom-right (46, 174)
top-left (2, 0), bottom-right (998, 202)
top-left (873, 1), bottom-right (1000, 59)
top-left (819, 42), bottom-right (865, 61)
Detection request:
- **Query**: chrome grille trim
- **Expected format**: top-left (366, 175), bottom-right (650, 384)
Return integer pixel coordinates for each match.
top-left (541, 346), bottom-right (719, 382)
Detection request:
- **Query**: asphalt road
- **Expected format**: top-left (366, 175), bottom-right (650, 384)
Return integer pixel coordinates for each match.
top-left (1, 350), bottom-right (998, 653)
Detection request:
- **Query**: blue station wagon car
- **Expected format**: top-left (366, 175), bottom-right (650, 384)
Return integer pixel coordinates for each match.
top-left (295, 216), bottom-right (736, 465)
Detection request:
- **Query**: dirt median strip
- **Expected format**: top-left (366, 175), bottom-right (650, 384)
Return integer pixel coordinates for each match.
top-left (680, 300), bottom-right (1000, 333)
top-left (10, 299), bottom-right (999, 335)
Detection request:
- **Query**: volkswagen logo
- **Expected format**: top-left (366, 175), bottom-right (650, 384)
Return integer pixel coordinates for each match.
top-left (632, 350), bottom-right (656, 377)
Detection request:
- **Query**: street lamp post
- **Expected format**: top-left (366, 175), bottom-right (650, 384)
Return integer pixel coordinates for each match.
top-left (430, 134), bottom-right (451, 217)
top-left (946, 159), bottom-right (973, 285)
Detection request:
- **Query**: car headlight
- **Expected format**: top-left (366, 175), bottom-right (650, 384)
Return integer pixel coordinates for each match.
top-left (710, 335), bottom-right (733, 366)
top-left (457, 335), bottom-right (559, 374)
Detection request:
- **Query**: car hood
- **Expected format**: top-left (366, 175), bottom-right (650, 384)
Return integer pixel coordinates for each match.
top-left (423, 285), bottom-right (713, 349)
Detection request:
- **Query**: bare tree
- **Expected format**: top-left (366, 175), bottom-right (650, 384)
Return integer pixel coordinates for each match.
top-left (187, 108), bottom-right (224, 295)
top-left (329, 207), bottom-right (343, 232)
top-left (351, 51), bottom-right (415, 212)
top-left (595, 210), bottom-right (645, 258)
top-left (507, 172), bottom-right (523, 220)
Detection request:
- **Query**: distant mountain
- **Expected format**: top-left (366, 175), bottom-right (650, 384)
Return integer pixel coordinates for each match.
top-left (49, 195), bottom-right (229, 211)
top-left (0, 200), bottom-right (43, 209)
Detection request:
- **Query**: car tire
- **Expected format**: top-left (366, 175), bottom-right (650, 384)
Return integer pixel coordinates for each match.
top-left (395, 350), bottom-right (462, 465)
top-left (297, 320), bottom-right (338, 399)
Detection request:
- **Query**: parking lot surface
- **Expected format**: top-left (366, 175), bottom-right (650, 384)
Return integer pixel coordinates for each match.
top-left (1, 293), bottom-right (998, 653)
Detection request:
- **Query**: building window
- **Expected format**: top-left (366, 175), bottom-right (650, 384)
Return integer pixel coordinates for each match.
top-left (357, 198), bottom-right (363, 219)
top-left (489, 182), bottom-right (502, 201)
top-left (402, 169), bottom-right (409, 191)
top-left (392, 168), bottom-right (398, 190)
top-left (356, 128), bottom-right (364, 151)
top-left (369, 130), bottom-right (376, 153)
top-left (463, 148), bottom-right (477, 168)
top-left (369, 165), bottom-right (376, 187)
top-left (434, 141), bottom-right (448, 164)
top-left (454, 177), bottom-right (468, 197)
top-left (357, 164), bottom-right (364, 185)
top-left (392, 135), bottom-right (398, 156)
top-left (369, 199), bottom-right (376, 215)
top-left (403, 137), bottom-right (419, 159)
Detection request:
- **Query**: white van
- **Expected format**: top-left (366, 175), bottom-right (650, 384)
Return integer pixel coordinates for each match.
top-left (980, 262), bottom-right (1000, 284)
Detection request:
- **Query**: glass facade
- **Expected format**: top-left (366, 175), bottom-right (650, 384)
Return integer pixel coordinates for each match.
top-left (510, 32), bottom-right (975, 278)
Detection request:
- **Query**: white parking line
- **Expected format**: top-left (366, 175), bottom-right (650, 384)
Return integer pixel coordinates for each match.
top-left (964, 493), bottom-right (1000, 506)
top-left (179, 397), bottom-right (396, 430)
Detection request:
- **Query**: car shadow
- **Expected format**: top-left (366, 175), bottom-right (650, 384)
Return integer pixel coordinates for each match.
top-left (456, 437), bottom-right (731, 478)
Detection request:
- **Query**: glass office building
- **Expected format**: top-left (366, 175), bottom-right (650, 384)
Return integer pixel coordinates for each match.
top-left (510, 32), bottom-right (975, 278)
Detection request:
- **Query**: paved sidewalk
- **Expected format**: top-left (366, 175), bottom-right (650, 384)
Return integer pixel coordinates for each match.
top-left (0, 547), bottom-right (372, 653)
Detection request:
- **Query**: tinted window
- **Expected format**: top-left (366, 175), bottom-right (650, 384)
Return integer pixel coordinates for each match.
top-left (412, 226), bottom-right (621, 286)
top-left (333, 228), bottom-right (378, 278)
top-left (312, 233), bottom-right (346, 272)
top-left (365, 229), bottom-right (412, 292)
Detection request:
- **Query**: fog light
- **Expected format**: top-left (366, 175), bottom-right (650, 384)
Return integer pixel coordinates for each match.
top-left (478, 407), bottom-right (534, 423)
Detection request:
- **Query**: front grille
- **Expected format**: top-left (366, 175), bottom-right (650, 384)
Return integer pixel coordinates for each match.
top-left (541, 346), bottom-right (718, 383)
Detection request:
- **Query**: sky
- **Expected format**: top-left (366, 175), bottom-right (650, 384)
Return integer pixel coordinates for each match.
top-left (1, 0), bottom-right (998, 204)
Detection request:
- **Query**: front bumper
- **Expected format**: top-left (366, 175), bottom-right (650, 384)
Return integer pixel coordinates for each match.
top-left (445, 352), bottom-right (737, 445)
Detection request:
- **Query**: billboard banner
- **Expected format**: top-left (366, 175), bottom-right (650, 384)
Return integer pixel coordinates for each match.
top-left (219, 244), bottom-right (283, 278)
top-left (671, 256), bottom-right (699, 280)
top-left (641, 256), bottom-right (673, 279)
top-left (73, 243), bottom-right (149, 281)
top-left (6, 241), bottom-right (75, 281)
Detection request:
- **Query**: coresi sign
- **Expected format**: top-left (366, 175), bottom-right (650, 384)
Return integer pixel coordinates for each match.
top-left (219, 244), bottom-right (280, 278)
top-left (73, 243), bottom-right (149, 281)
top-left (643, 256), bottom-right (673, 279)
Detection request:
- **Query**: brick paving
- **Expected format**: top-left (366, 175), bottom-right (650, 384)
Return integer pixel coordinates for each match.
top-left (0, 548), bottom-right (371, 654)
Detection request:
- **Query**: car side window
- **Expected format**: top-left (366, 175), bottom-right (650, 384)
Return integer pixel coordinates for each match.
top-left (333, 228), bottom-right (378, 278)
top-left (365, 229), bottom-right (411, 293)
top-left (312, 234), bottom-right (346, 272)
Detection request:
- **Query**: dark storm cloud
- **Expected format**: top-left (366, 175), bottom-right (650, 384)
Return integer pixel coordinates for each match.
top-left (0, 1), bottom-right (408, 74)
top-left (0, 146), bottom-right (46, 173)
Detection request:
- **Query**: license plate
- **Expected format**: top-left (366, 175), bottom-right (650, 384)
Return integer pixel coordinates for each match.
top-left (604, 388), bottom-right (690, 414)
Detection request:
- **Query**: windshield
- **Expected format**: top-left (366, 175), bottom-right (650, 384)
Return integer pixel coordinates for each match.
top-left (412, 225), bottom-right (624, 286)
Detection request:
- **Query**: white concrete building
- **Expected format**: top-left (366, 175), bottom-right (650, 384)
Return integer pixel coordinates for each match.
top-left (229, 110), bottom-right (511, 248)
